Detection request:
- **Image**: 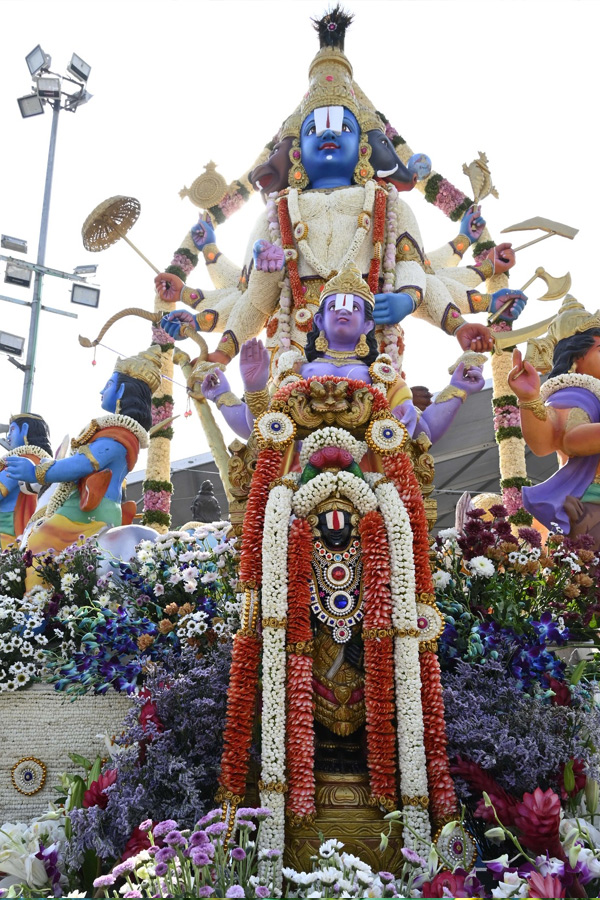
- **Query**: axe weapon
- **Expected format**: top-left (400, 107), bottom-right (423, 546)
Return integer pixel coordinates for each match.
top-left (488, 267), bottom-right (571, 325)
top-left (501, 216), bottom-right (578, 252)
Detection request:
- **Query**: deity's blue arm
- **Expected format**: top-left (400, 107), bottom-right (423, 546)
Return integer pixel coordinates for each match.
top-left (4, 438), bottom-right (127, 495)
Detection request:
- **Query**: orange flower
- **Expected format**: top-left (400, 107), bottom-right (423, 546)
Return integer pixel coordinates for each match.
top-left (219, 632), bottom-right (262, 796)
top-left (137, 633), bottom-right (155, 651)
top-left (158, 619), bottom-right (175, 634)
top-left (421, 650), bottom-right (458, 822)
top-left (239, 448), bottom-right (283, 586)
top-left (164, 603), bottom-right (179, 616)
top-left (286, 654), bottom-right (315, 817)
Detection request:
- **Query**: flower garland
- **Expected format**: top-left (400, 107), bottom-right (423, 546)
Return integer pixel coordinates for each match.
top-left (372, 479), bottom-right (430, 848)
top-left (292, 470), bottom-right (377, 519)
top-left (366, 185), bottom-right (387, 295)
top-left (266, 193), bottom-right (292, 352)
top-left (379, 183), bottom-right (402, 369)
top-left (378, 453), bottom-right (459, 829)
top-left (286, 517), bottom-right (316, 823)
top-left (299, 427), bottom-right (367, 470)
top-left (541, 371), bottom-right (600, 403)
top-left (239, 448), bottom-right (283, 586)
top-left (358, 510), bottom-right (397, 810)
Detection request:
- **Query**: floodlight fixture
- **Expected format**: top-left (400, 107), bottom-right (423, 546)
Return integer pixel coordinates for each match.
top-left (73, 264), bottom-right (97, 275)
top-left (67, 53), bottom-right (91, 83)
top-left (1, 235), bottom-right (28, 254)
top-left (4, 263), bottom-right (32, 288)
top-left (71, 283), bottom-right (100, 308)
top-left (35, 75), bottom-right (61, 99)
top-left (17, 93), bottom-right (44, 118)
top-left (0, 331), bottom-right (25, 357)
top-left (26, 45), bottom-right (51, 77)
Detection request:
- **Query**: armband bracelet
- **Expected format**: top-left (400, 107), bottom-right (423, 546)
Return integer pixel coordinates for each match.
top-left (517, 397), bottom-right (548, 421)
top-left (473, 258), bottom-right (494, 281)
top-left (434, 385), bottom-right (468, 404)
top-left (0, 482), bottom-right (9, 498)
top-left (202, 243), bottom-right (221, 265)
top-left (244, 387), bottom-right (271, 416)
top-left (215, 391), bottom-right (243, 410)
top-left (77, 445), bottom-right (100, 471)
top-left (35, 460), bottom-right (55, 485)
top-left (450, 235), bottom-right (471, 257)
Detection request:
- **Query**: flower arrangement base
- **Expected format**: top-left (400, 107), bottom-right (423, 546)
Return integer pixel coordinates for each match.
top-left (283, 770), bottom-right (404, 873)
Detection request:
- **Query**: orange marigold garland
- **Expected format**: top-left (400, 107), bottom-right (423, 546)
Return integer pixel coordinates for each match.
top-left (278, 195), bottom-right (304, 308)
top-left (382, 451), bottom-right (458, 821)
top-left (239, 447), bottom-right (283, 586)
top-left (359, 510), bottom-right (397, 808)
top-left (219, 632), bottom-right (262, 797)
top-left (286, 517), bottom-right (315, 821)
top-left (367, 185), bottom-right (388, 295)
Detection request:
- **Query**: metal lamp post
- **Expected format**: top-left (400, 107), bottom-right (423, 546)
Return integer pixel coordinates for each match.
top-left (17, 46), bottom-right (93, 412)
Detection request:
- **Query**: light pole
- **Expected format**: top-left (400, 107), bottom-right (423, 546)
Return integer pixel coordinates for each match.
top-left (17, 45), bottom-right (93, 412)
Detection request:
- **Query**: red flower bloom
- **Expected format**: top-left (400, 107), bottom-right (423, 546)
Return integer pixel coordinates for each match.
top-left (420, 869), bottom-right (472, 898)
top-left (526, 871), bottom-right (565, 898)
top-left (514, 787), bottom-right (563, 857)
top-left (83, 769), bottom-right (117, 809)
top-left (121, 825), bottom-right (152, 860)
top-left (547, 677), bottom-right (572, 707)
top-left (451, 757), bottom-right (519, 825)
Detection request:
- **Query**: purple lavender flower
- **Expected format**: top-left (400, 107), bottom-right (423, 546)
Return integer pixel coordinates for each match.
top-left (400, 847), bottom-right (425, 866)
top-left (255, 887), bottom-right (270, 899)
top-left (225, 887), bottom-right (245, 898)
top-left (154, 862), bottom-right (168, 877)
top-left (139, 819), bottom-right (153, 831)
top-left (156, 846), bottom-right (177, 863)
top-left (191, 848), bottom-right (212, 867)
top-left (198, 888), bottom-right (215, 898)
top-left (197, 809), bottom-right (223, 827)
top-left (124, 892), bottom-right (143, 898)
top-left (112, 859), bottom-right (136, 878)
top-left (205, 821), bottom-right (227, 836)
top-left (236, 819), bottom-right (256, 830)
top-left (164, 829), bottom-right (187, 846)
top-left (190, 830), bottom-right (210, 847)
top-left (93, 874), bottom-right (116, 888)
top-left (153, 819), bottom-right (178, 838)
top-left (231, 846), bottom-right (247, 861)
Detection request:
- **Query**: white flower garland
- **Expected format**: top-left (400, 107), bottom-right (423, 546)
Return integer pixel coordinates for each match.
top-left (260, 483), bottom-right (293, 879)
top-left (380, 183), bottom-right (403, 370)
top-left (541, 372), bottom-right (600, 404)
top-left (257, 791), bottom-right (285, 891)
top-left (292, 471), bottom-right (377, 519)
top-left (74, 414), bottom-right (149, 449)
top-left (298, 427), bottom-right (368, 470)
top-left (287, 181), bottom-right (376, 279)
top-left (373, 480), bottom-right (431, 848)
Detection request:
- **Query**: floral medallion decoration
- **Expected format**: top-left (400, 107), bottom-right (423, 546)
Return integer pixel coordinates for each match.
top-left (254, 410), bottom-right (297, 450)
top-left (11, 757), bottom-right (47, 795)
top-left (365, 416), bottom-right (408, 455)
top-left (434, 823), bottom-right (477, 871)
top-left (416, 600), bottom-right (444, 645)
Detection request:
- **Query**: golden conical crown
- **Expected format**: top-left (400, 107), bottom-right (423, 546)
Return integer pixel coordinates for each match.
top-left (321, 263), bottom-right (375, 308)
top-left (525, 295), bottom-right (600, 373)
top-left (114, 345), bottom-right (163, 394)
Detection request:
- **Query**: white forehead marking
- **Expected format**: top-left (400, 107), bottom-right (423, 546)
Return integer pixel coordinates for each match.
top-left (314, 106), bottom-right (344, 135)
top-left (334, 293), bottom-right (353, 310)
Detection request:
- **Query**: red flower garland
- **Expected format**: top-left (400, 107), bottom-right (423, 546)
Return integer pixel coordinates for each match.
top-left (286, 517), bottom-right (315, 819)
top-left (219, 632), bottom-right (262, 796)
top-left (367, 186), bottom-right (387, 295)
top-left (239, 448), bottom-right (283, 586)
top-left (359, 510), bottom-right (397, 807)
top-left (382, 451), bottom-right (458, 821)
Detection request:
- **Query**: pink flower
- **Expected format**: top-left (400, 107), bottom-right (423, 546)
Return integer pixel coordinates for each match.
top-left (151, 403), bottom-right (174, 426)
top-left (83, 769), bottom-right (117, 809)
top-left (172, 253), bottom-right (195, 275)
top-left (219, 192), bottom-right (245, 218)
top-left (526, 870), bottom-right (565, 898)
top-left (502, 486), bottom-right (524, 515)
top-left (152, 326), bottom-right (173, 345)
top-left (144, 490), bottom-right (171, 513)
top-left (434, 179), bottom-right (467, 216)
top-left (420, 869), bottom-right (471, 897)
top-left (514, 787), bottom-right (563, 856)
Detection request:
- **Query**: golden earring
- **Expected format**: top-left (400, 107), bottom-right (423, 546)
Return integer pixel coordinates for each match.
top-left (288, 138), bottom-right (309, 189)
top-left (315, 330), bottom-right (329, 353)
top-left (355, 333), bottom-right (369, 357)
top-left (115, 399), bottom-right (122, 415)
top-left (569, 361), bottom-right (578, 374)
top-left (353, 132), bottom-right (374, 185)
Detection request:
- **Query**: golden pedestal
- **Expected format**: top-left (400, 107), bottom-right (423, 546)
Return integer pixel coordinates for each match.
top-left (284, 770), bottom-right (403, 873)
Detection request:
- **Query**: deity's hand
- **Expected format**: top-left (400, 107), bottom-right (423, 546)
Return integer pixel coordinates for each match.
top-left (201, 368), bottom-right (231, 402)
top-left (155, 272), bottom-right (184, 303)
top-left (191, 216), bottom-right (216, 251)
top-left (373, 292), bottom-right (414, 325)
top-left (455, 323), bottom-right (494, 353)
top-left (3, 457), bottom-right (36, 483)
top-left (450, 362), bottom-right (485, 396)
top-left (160, 310), bottom-right (199, 340)
top-left (240, 338), bottom-right (270, 392)
top-left (508, 348), bottom-right (541, 401)
top-left (490, 288), bottom-right (527, 322)
top-left (252, 240), bottom-right (285, 273)
top-left (483, 242), bottom-right (516, 274)
top-left (206, 350), bottom-right (232, 366)
top-left (459, 204), bottom-right (485, 243)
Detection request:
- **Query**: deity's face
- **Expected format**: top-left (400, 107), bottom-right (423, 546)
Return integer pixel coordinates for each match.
top-left (575, 337), bottom-right (600, 380)
top-left (314, 294), bottom-right (373, 351)
top-left (7, 421), bottom-right (27, 449)
top-left (100, 373), bottom-right (125, 413)
top-left (317, 509), bottom-right (353, 549)
top-left (300, 106), bottom-right (360, 189)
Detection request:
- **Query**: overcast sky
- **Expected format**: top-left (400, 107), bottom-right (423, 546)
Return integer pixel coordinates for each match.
top-left (0, 0), bottom-right (597, 473)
